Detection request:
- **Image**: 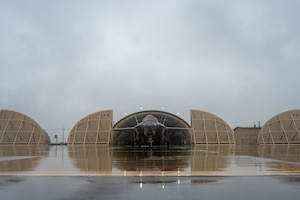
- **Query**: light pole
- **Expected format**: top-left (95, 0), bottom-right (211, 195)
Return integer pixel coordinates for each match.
top-left (62, 127), bottom-right (65, 144)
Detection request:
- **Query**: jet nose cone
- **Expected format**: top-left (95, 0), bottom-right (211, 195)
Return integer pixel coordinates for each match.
top-left (144, 121), bottom-right (155, 126)
top-left (141, 121), bottom-right (156, 132)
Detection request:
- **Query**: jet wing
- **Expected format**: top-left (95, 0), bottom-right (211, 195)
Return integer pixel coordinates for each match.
top-left (112, 127), bottom-right (135, 131)
top-left (165, 127), bottom-right (191, 131)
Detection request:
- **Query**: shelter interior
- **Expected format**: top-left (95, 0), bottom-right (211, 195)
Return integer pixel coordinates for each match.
top-left (112, 110), bottom-right (191, 145)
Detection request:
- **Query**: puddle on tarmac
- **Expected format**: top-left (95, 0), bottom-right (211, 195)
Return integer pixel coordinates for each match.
top-left (0, 145), bottom-right (300, 175)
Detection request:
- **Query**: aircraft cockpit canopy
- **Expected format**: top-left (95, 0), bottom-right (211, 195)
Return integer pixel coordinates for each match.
top-left (142, 114), bottom-right (158, 123)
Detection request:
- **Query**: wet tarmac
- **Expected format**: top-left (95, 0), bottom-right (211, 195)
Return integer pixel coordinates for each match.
top-left (0, 145), bottom-right (300, 199)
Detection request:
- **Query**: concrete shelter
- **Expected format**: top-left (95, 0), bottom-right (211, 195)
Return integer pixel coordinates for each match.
top-left (258, 109), bottom-right (300, 144)
top-left (0, 110), bottom-right (50, 145)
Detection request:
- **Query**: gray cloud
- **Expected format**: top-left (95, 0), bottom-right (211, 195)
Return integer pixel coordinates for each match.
top-left (1, 0), bottom-right (300, 141)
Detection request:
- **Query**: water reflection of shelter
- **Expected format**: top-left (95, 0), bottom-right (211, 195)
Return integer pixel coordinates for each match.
top-left (0, 145), bottom-right (49, 172)
top-left (231, 145), bottom-right (300, 172)
top-left (67, 145), bottom-right (234, 173)
top-left (68, 145), bottom-right (192, 172)
top-left (257, 145), bottom-right (300, 171)
top-left (67, 145), bottom-right (112, 172)
top-left (191, 145), bottom-right (234, 171)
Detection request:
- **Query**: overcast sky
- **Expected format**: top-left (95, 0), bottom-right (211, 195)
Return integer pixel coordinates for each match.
top-left (1, 0), bottom-right (300, 141)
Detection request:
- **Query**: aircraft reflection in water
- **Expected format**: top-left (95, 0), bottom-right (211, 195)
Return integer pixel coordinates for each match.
top-left (67, 145), bottom-right (232, 172)
top-left (113, 114), bottom-right (190, 147)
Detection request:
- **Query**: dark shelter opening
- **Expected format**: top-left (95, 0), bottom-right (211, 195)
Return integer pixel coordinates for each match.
top-left (112, 110), bottom-right (191, 146)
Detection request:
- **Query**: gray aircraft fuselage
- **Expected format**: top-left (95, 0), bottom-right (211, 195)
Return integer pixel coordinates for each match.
top-left (134, 114), bottom-right (167, 146)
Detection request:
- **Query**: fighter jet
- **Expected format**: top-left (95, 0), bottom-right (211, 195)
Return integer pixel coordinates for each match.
top-left (112, 114), bottom-right (190, 147)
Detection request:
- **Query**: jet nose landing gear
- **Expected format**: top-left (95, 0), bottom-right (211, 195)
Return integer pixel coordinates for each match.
top-left (147, 136), bottom-right (154, 148)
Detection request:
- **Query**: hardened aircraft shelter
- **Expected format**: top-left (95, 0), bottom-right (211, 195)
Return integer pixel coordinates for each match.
top-left (67, 109), bottom-right (234, 145)
top-left (68, 110), bottom-right (113, 145)
top-left (113, 110), bottom-right (191, 145)
top-left (190, 110), bottom-right (234, 144)
top-left (258, 109), bottom-right (300, 144)
top-left (0, 109), bottom-right (50, 145)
